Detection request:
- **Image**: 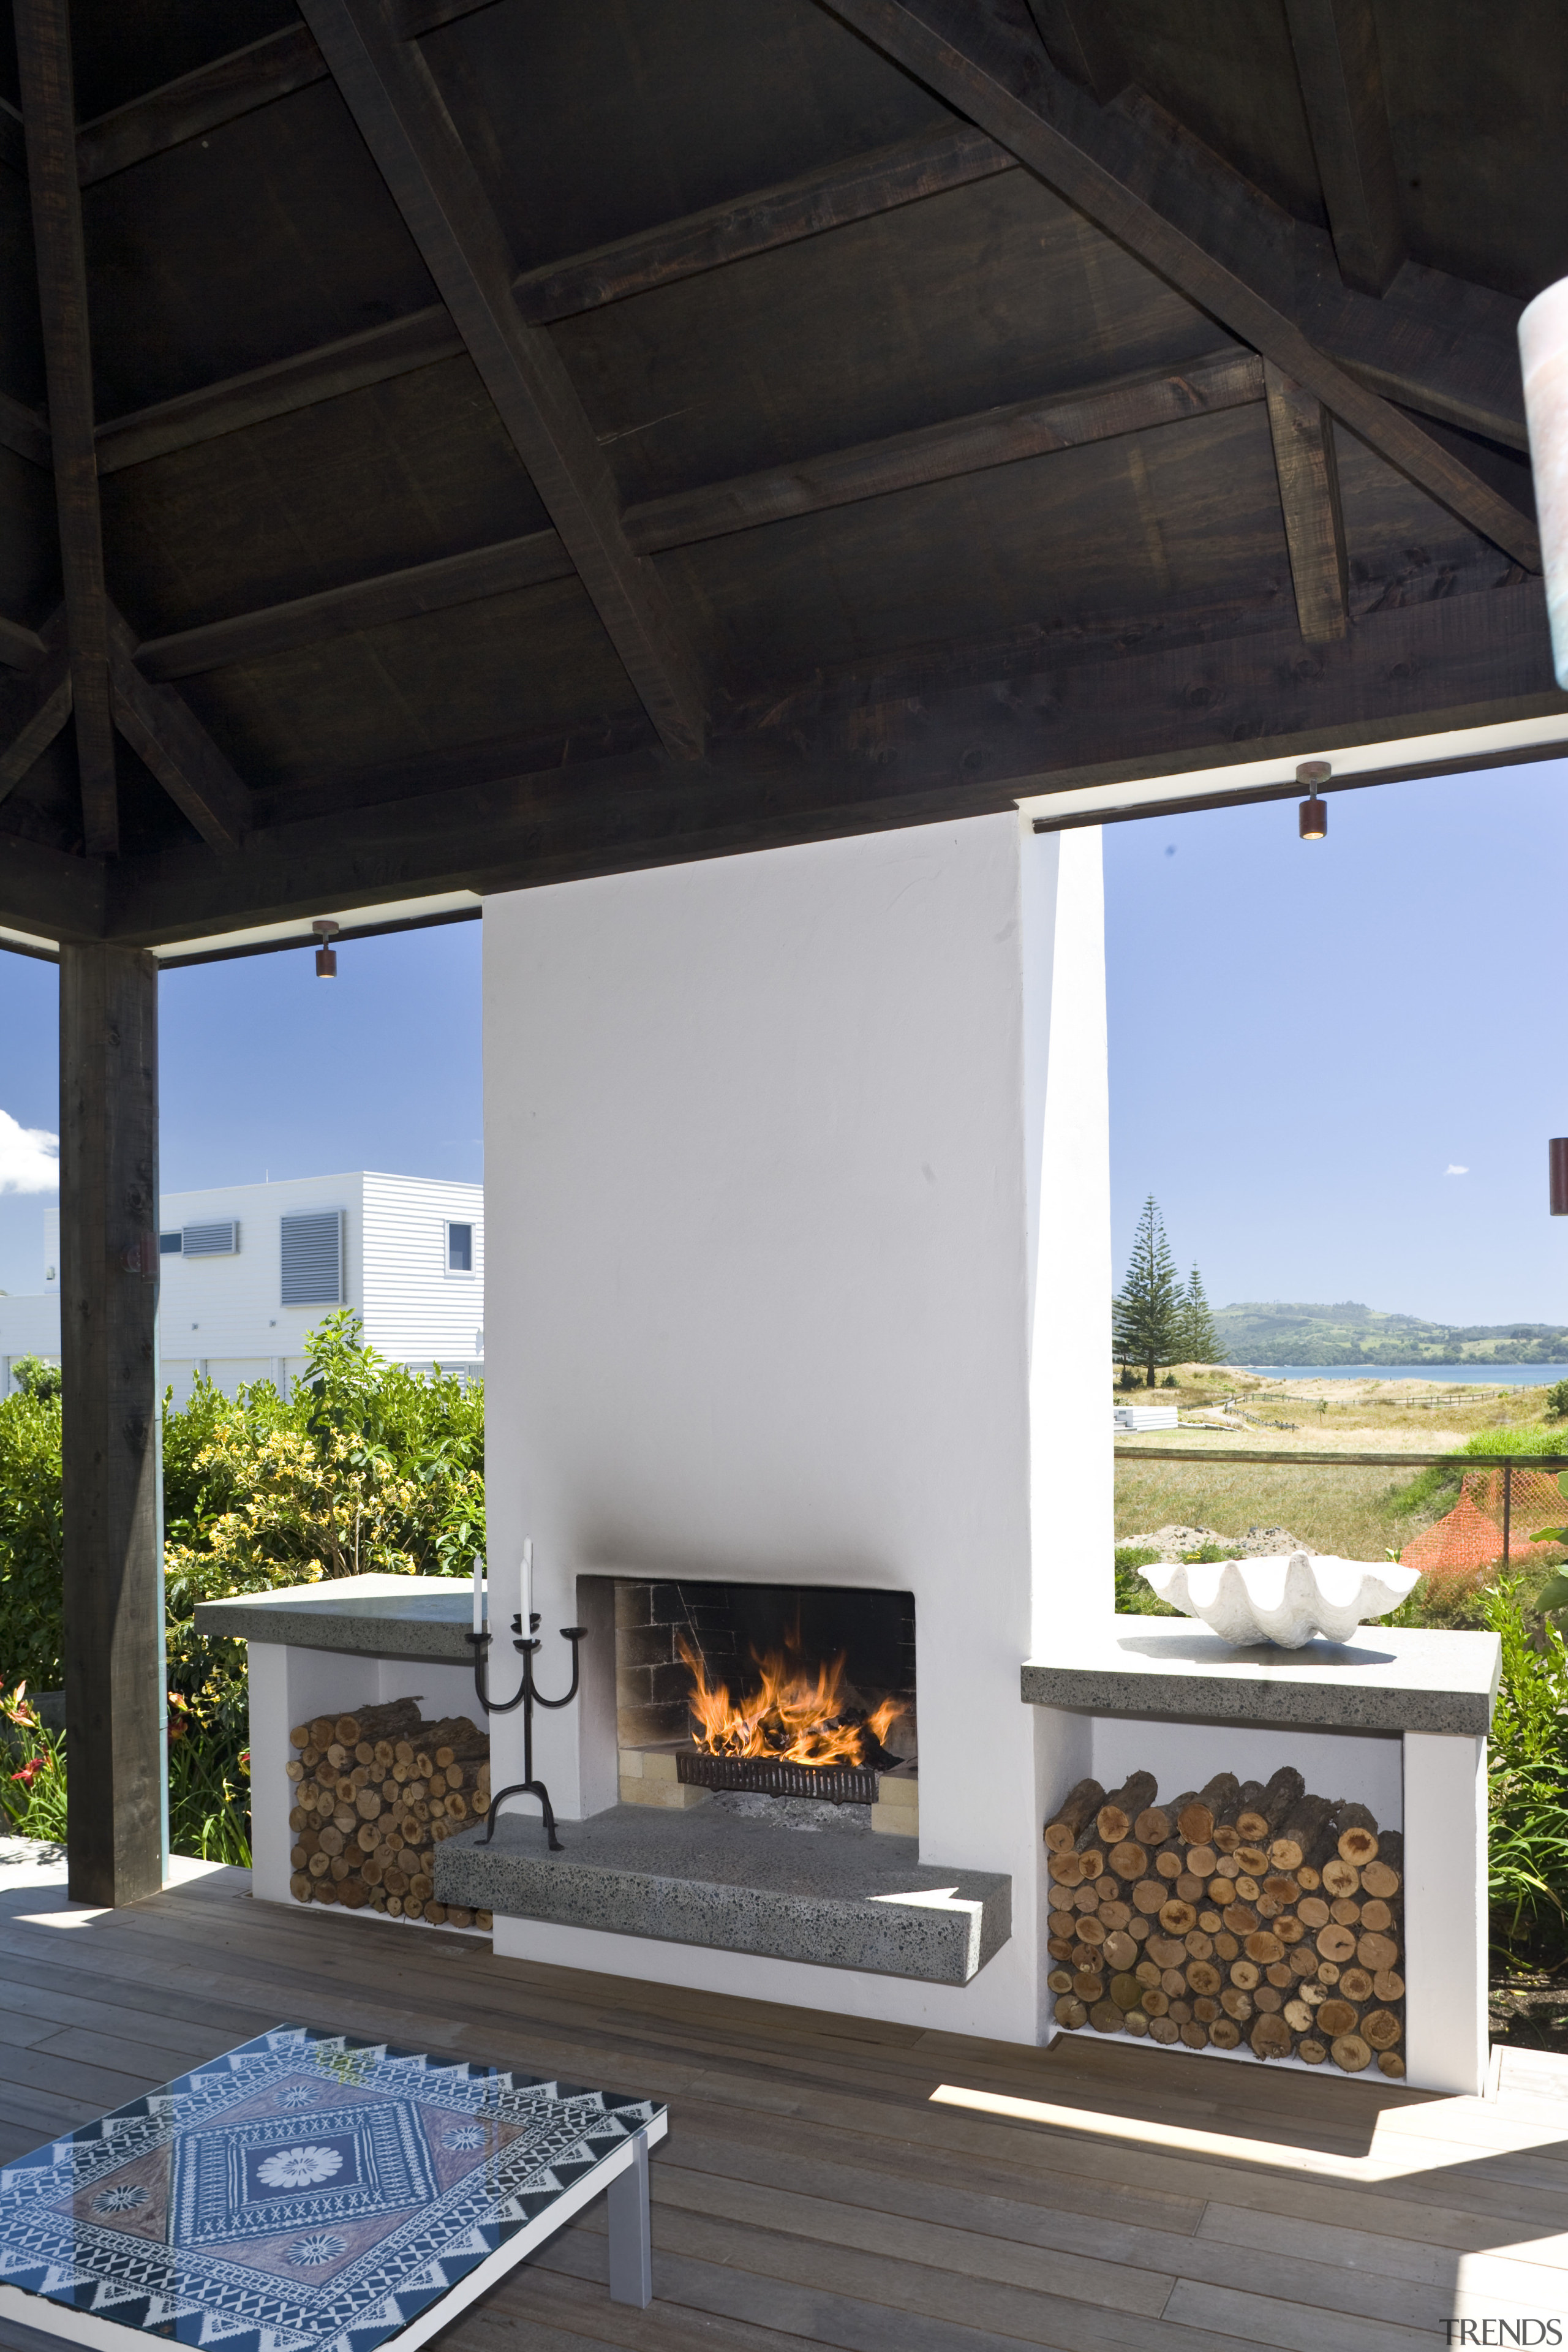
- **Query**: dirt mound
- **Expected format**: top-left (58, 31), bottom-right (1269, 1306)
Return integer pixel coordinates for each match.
top-left (1120, 1524), bottom-right (1317, 1562)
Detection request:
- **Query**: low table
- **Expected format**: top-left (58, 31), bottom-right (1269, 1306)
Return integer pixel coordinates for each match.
top-left (0, 2027), bottom-right (665, 2350)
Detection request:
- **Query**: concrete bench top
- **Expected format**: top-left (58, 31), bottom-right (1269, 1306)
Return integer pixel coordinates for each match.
top-left (195, 1575), bottom-right (478, 1664)
top-left (435, 1803), bottom-right (1011, 1986)
top-left (1021, 1617), bottom-right (1501, 1736)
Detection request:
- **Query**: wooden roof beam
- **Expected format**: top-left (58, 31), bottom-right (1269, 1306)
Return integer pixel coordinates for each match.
top-left (105, 608), bottom-right (252, 850)
top-left (624, 349), bottom-right (1263, 550)
top-left (137, 529), bottom-right (573, 681)
top-left (130, 353), bottom-right (1261, 683)
top-left (820, 0), bottom-right (1539, 565)
top-left (1283, 0), bottom-right (1403, 298)
top-left (0, 827), bottom-right (105, 941)
top-left (1024, 0), bottom-right (1129, 103)
top-left (0, 97), bottom-right (25, 176)
top-left (88, 581), bottom-right (1565, 949)
top-left (0, 611), bottom-right (72, 805)
top-left (15, 0), bottom-right (118, 854)
top-left (300, 0), bottom-right (706, 761)
top-left (75, 24), bottom-right (328, 186)
top-left (91, 121), bottom-right (1013, 477)
top-left (1264, 361), bottom-right (1348, 643)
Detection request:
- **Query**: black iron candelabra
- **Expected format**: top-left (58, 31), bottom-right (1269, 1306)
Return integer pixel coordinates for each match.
top-left (465, 1614), bottom-right (586, 1851)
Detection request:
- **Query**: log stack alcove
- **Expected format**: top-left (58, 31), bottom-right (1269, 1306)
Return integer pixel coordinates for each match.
top-left (1044, 1765), bottom-right (1407, 2074)
top-left (1022, 1617), bottom-right (1500, 2096)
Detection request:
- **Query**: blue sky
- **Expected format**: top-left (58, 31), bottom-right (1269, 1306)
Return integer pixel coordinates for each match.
top-left (1103, 756), bottom-right (1568, 1325)
top-left (0, 756), bottom-right (1565, 1320)
top-left (0, 921), bottom-right (481, 1294)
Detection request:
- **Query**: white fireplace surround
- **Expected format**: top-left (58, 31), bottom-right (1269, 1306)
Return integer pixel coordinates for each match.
top-left (480, 813), bottom-right (1112, 2041)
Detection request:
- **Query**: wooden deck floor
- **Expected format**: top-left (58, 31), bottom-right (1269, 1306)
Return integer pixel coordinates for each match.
top-left (0, 1857), bottom-right (1564, 2352)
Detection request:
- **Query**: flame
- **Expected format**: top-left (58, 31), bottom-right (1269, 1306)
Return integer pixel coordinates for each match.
top-left (678, 1633), bottom-right (903, 1767)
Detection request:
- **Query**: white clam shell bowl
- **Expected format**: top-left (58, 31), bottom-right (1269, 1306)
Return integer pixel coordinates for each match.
top-left (1145, 1552), bottom-right (1420, 1648)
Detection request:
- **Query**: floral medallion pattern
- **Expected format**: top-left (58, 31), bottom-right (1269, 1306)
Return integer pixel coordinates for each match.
top-left (288, 2234), bottom-right (349, 2267)
top-left (257, 2148), bottom-right (342, 2192)
top-left (91, 2187), bottom-right (149, 2216)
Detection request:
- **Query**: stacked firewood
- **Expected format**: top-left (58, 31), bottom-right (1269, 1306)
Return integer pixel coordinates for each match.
top-left (287, 1699), bottom-right (493, 1932)
top-left (1044, 1767), bottom-right (1405, 2075)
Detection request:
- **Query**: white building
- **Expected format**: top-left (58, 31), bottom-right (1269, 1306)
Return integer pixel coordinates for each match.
top-left (1, 1172), bottom-right (483, 1403)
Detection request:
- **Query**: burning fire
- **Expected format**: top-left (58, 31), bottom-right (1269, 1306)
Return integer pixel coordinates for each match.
top-left (679, 1634), bottom-right (903, 1768)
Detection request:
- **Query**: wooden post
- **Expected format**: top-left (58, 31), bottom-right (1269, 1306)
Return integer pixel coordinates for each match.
top-left (58, 944), bottom-right (164, 1906)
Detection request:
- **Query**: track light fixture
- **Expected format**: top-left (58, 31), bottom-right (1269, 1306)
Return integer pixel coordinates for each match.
top-left (1297, 759), bottom-right (1330, 840)
top-left (312, 918), bottom-right (339, 977)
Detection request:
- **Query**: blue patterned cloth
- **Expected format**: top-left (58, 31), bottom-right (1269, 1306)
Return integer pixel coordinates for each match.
top-left (0, 2027), bottom-right (663, 2352)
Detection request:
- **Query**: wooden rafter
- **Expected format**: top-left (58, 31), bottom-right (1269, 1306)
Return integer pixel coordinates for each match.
top-left (97, 582), bottom-right (1566, 949)
top-left (75, 24), bottom-right (329, 185)
top-left (1283, 0), bottom-right (1403, 298)
top-left (94, 309), bottom-right (462, 477)
top-left (78, 83), bottom-right (1521, 484)
top-left (1264, 361), bottom-right (1348, 643)
top-left (15, 0), bottom-right (119, 853)
top-left (513, 124), bottom-right (1011, 322)
top-left (1024, 0), bottom-right (1129, 103)
top-left (819, 0), bottom-right (1539, 564)
top-left (126, 353), bottom-right (1258, 683)
top-left (0, 96), bottom-right (24, 176)
top-left (300, 0), bottom-right (706, 761)
top-left (105, 609), bottom-right (252, 850)
top-left (0, 612), bottom-right (51, 669)
top-left (137, 530), bottom-right (573, 681)
top-left (0, 829), bottom-right (105, 941)
top-left (0, 611), bottom-right (72, 804)
top-left (0, 388), bottom-right (53, 467)
top-left (91, 121), bottom-right (1012, 478)
top-left (625, 350), bottom-right (1263, 548)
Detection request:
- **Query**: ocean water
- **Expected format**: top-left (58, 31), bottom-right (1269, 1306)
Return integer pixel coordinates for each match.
top-left (1237, 1363), bottom-right (1568, 1386)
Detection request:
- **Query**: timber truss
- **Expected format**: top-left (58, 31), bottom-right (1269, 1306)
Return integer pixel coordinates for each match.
top-left (0, 0), bottom-right (1562, 951)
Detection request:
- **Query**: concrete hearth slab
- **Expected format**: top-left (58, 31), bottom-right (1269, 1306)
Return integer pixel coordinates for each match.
top-left (434, 1806), bottom-right (1010, 1985)
top-left (1022, 1618), bottom-right (1500, 1735)
top-left (197, 1575), bottom-right (477, 1664)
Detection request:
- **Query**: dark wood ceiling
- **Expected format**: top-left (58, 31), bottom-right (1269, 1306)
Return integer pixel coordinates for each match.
top-left (1, 0), bottom-right (1564, 949)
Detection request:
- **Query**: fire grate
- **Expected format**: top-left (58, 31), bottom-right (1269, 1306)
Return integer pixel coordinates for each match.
top-left (676, 1751), bottom-right (881, 1805)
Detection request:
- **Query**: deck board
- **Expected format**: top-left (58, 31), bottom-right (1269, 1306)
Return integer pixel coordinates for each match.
top-left (0, 1860), bottom-right (1562, 2352)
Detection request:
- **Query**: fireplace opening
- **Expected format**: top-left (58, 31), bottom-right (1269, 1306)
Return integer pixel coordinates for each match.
top-left (614, 1581), bottom-right (918, 1831)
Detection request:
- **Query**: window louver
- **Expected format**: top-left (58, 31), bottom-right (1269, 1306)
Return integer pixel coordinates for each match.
top-left (182, 1220), bottom-right (238, 1257)
top-left (280, 1210), bottom-right (344, 1306)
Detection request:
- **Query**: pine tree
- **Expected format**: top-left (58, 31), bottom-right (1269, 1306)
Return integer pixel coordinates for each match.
top-left (1113, 1197), bottom-right (1183, 1388)
top-left (1179, 1262), bottom-right (1218, 1367)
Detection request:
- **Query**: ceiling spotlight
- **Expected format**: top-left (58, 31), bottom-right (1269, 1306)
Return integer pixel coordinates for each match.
top-left (312, 918), bottom-right (339, 978)
top-left (1297, 759), bottom-right (1330, 840)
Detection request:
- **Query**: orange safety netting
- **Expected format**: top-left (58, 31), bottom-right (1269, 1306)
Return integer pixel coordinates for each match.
top-left (1399, 1468), bottom-right (1567, 1579)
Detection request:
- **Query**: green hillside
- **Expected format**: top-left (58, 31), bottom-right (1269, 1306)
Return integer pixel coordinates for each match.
top-left (1210, 1301), bottom-right (1568, 1366)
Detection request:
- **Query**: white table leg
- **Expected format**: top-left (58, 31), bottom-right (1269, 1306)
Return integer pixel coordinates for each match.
top-left (606, 2130), bottom-right (652, 2307)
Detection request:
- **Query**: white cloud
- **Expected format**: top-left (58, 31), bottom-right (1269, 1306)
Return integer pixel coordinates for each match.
top-left (0, 1107), bottom-right (59, 1193)
top-left (1446, 1163), bottom-right (1469, 1176)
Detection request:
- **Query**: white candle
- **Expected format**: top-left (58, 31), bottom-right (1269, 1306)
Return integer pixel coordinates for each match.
top-left (520, 1539), bottom-right (533, 1637)
top-left (472, 1555), bottom-right (484, 1634)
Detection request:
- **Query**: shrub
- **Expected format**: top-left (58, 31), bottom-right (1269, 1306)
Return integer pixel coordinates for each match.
top-left (0, 1384), bottom-right (64, 1689)
top-left (1114, 1546), bottom-right (1182, 1615)
top-left (0, 1682), bottom-right (66, 1842)
top-left (0, 1313), bottom-right (482, 1862)
top-left (1482, 1574), bottom-right (1568, 1967)
top-left (1545, 1379), bottom-right (1568, 1421)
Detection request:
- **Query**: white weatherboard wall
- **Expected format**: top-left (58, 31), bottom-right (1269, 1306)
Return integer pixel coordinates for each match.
top-left (482, 813), bottom-right (1111, 2043)
top-left (42, 1173), bottom-right (483, 1401)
